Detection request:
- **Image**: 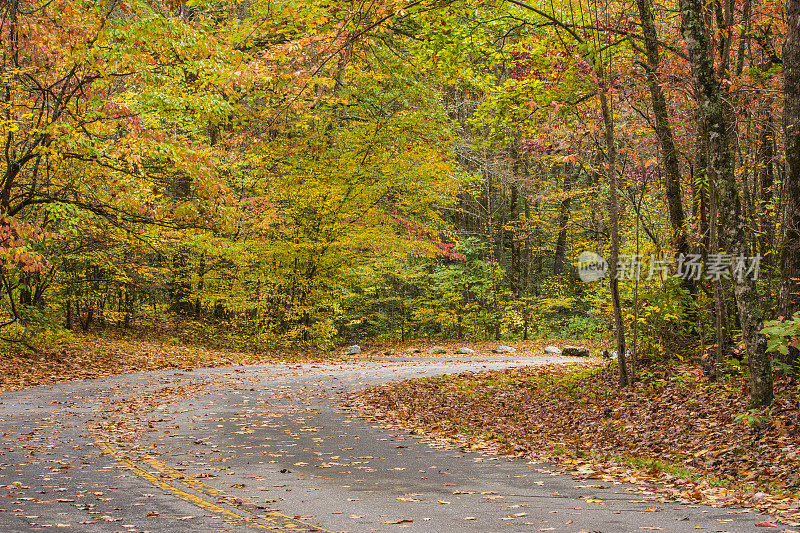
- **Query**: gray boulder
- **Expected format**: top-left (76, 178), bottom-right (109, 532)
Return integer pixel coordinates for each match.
top-left (404, 348), bottom-right (421, 354)
top-left (562, 345), bottom-right (591, 357)
top-left (384, 349), bottom-right (396, 356)
top-left (455, 347), bottom-right (475, 355)
top-left (343, 345), bottom-right (361, 355)
top-left (492, 345), bottom-right (517, 353)
top-left (544, 346), bottom-right (562, 354)
top-left (428, 346), bottom-right (447, 354)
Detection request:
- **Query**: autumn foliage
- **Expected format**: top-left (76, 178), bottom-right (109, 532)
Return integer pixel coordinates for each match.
top-left (0, 0), bottom-right (798, 407)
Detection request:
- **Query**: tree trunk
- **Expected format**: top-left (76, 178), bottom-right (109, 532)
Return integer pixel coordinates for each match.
top-left (65, 299), bottom-right (73, 330)
top-left (693, 120), bottom-right (710, 256)
top-left (553, 164), bottom-right (572, 276)
top-left (635, 0), bottom-right (687, 255)
top-left (681, 0), bottom-right (772, 406)
top-left (170, 249), bottom-right (194, 315)
top-left (509, 183), bottom-right (520, 295)
top-left (194, 253), bottom-right (206, 316)
top-left (708, 171), bottom-right (725, 380)
top-left (599, 76), bottom-right (628, 387)
top-left (758, 113), bottom-right (776, 265)
top-left (781, 0), bottom-right (800, 370)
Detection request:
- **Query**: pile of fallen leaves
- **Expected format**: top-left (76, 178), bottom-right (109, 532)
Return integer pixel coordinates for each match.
top-left (350, 362), bottom-right (800, 524)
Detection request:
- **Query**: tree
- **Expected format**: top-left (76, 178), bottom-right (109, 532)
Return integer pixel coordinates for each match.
top-left (0, 0), bottom-right (234, 338)
top-left (680, 0), bottom-right (772, 405)
top-left (781, 0), bottom-right (800, 369)
top-left (633, 0), bottom-right (687, 257)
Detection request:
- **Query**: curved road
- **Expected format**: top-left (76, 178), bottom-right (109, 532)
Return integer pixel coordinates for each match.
top-left (0, 355), bottom-right (770, 532)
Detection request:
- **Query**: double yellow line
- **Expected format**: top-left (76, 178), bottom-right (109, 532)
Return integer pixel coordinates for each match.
top-left (93, 430), bottom-right (333, 532)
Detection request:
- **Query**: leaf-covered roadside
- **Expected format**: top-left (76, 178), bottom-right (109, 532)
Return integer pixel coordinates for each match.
top-left (350, 363), bottom-right (800, 524)
top-left (0, 336), bottom-right (333, 392)
top-left (0, 337), bottom-right (593, 392)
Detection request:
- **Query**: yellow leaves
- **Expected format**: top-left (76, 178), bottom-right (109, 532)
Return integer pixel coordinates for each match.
top-left (0, 118), bottom-right (21, 134)
top-left (306, 14), bottom-right (330, 30)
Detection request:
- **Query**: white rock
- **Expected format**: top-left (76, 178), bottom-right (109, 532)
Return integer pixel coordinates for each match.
top-left (343, 345), bottom-right (361, 355)
top-left (544, 346), bottom-right (562, 354)
top-left (492, 345), bottom-right (516, 353)
top-left (455, 347), bottom-right (475, 355)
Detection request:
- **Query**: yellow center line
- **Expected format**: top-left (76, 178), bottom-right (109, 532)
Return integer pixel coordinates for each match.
top-left (91, 428), bottom-right (333, 533)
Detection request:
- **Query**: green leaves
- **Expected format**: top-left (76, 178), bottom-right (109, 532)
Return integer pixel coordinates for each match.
top-left (762, 312), bottom-right (800, 356)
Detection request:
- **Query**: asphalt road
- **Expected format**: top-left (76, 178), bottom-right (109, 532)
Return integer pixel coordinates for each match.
top-left (0, 355), bottom-right (774, 532)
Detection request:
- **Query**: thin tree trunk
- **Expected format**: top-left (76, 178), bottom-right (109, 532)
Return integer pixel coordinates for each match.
top-left (634, 0), bottom-right (687, 255)
top-left (509, 183), bottom-right (520, 295)
top-left (694, 120), bottom-right (710, 255)
top-left (600, 76), bottom-right (628, 387)
top-left (708, 172), bottom-right (725, 380)
top-left (195, 253), bottom-right (206, 316)
top-left (553, 164), bottom-right (572, 276)
top-left (632, 192), bottom-right (642, 383)
top-left (65, 299), bottom-right (72, 330)
top-left (758, 113), bottom-right (776, 265)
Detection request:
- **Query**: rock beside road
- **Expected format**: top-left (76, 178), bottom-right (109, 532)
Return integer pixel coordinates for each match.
top-left (404, 348), bottom-right (421, 354)
top-left (428, 346), bottom-right (448, 354)
top-left (343, 345), bottom-right (362, 355)
top-left (544, 346), bottom-right (562, 354)
top-left (492, 345), bottom-right (517, 353)
top-left (562, 345), bottom-right (591, 357)
top-left (455, 347), bottom-right (475, 355)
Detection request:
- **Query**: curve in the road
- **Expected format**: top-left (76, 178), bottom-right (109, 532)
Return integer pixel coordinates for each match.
top-left (0, 356), bottom-right (775, 532)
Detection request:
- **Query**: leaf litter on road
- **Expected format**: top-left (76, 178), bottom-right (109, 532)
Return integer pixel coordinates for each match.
top-left (347, 361), bottom-right (800, 525)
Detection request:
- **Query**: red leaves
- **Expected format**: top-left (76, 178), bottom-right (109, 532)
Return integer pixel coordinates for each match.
top-left (390, 211), bottom-right (465, 261)
top-left (0, 216), bottom-right (52, 273)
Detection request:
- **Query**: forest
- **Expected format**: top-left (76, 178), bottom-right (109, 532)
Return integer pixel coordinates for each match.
top-left (1, 0), bottom-right (798, 408)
